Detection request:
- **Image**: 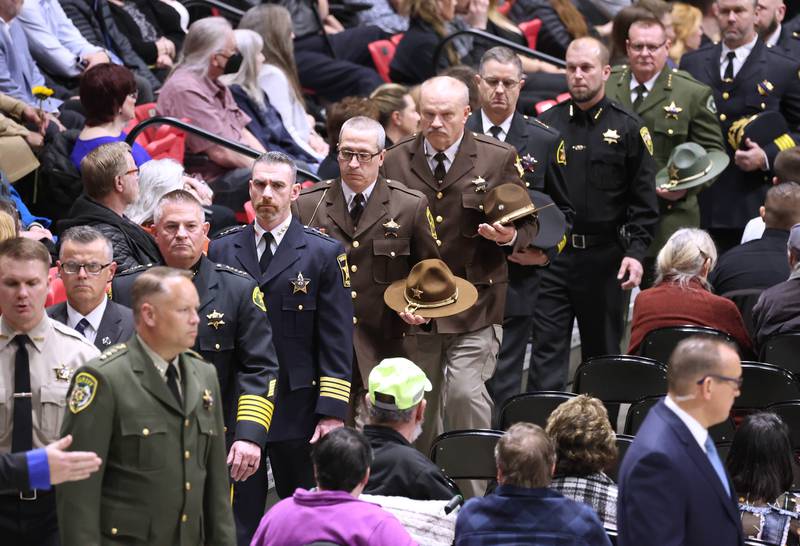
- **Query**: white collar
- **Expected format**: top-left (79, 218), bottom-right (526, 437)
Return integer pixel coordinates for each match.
top-left (424, 134), bottom-right (463, 166)
top-left (254, 213), bottom-right (292, 249)
top-left (630, 69), bottom-right (661, 92)
top-left (721, 34), bottom-right (758, 60)
top-left (480, 110), bottom-right (513, 141)
top-left (66, 297), bottom-right (107, 333)
top-left (341, 178), bottom-right (377, 208)
top-left (664, 394), bottom-right (710, 453)
top-left (765, 25), bottom-right (782, 48)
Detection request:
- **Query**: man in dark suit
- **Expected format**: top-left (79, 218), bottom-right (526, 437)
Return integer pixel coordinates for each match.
top-left (680, 0), bottom-right (800, 252)
top-left (755, 0), bottom-right (800, 56)
top-left (208, 151), bottom-right (354, 499)
top-left (48, 226), bottom-right (134, 351)
top-left (617, 336), bottom-right (744, 546)
top-left (380, 76), bottom-right (537, 467)
top-left (466, 46), bottom-right (575, 417)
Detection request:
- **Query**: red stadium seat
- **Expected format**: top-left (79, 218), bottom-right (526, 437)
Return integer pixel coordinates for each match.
top-left (46, 267), bottom-right (66, 306)
top-left (368, 39), bottom-right (397, 83)
top-left (519, 18), bottom-right (542, 50)
top-left (390, 33), bottom-right (404, 46)
top-left (497, 0), bottom-right (514, 16)
top-left (124, 103), bottom-right (187, 163)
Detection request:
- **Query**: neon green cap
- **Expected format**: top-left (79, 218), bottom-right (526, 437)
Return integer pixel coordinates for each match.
top-left (368, 357), bottom-right (432, 411)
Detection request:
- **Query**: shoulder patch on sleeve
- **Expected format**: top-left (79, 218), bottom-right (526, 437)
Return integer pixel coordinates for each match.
top-left (252, 286), bottom-right (267, 312)
top-left (337, 253), bottom-right (351, 288)
top-left (69, 371), bottom-right (98, 414)
top-left (556, 140), bottom-right (567, 165)
top-left (640, 127), bottom-right (654, 156)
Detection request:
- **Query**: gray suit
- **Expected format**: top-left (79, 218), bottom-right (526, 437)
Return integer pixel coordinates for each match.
top-left (47, 299), bottom-right (135, 351)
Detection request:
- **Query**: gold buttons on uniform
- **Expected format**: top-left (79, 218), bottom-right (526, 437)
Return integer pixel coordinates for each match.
top-left (350, 264), bottom-right (358, 273)
top-left (436, 192), bottom-right (443, 199)
top-left (184, 450), bottom-right (190, 460)
top-left (489, 279), bottom-right (494, 285)
top-left (111, 528), bottom-right (118, 535)
top-left (142, 428), bottom-right (150, 436)
top-left (435, 215), bottom-right (443, 223)
top-left (761, 102), bottom-right (766, 109)
top-left (352, 241), bottom-right (359, 248)
top-left (185, 482), bottom-right (191, 491)
top-left (184, 419), bottom-right (190, 428)
top-left (181, 514), bottom-right (188, 523)
top-left (390, 251), bottom-right (396, 257)
top-left (351, 291), bottom-right (357, 299)
top-left (720, 114), bottom-right (727, 121)
top-left (214, 343), bottom-right (220, 350)
top-left (436, 240), bottom-right (442, 247)
top-left (479, 205), bottom-right (484, 211)
top-left (668, 129), bottom-right (674, 135)
top-left (353, 317), bottom-right (358, 324)
top-left (297, 304), bottom-right (303, 310)
top-left (722, 92), bottom-right (730, 100)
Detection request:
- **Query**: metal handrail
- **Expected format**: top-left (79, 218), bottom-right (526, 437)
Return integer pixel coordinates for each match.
top-left (433, 28), bottom-right (566, 70)
top-left (183, 0), bottom-right (244, 19)
top-left (126, 116), bottom-right (321, 182)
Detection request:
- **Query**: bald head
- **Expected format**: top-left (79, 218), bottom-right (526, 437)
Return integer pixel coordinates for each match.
top-left (565, 37), bottom-right (611, 109)
top-left (419, 76), bottom-right (471, 152)
top-left (567, 37), bottom-right (610, 67)
top-left (420, 76), bottom-right (470, 108)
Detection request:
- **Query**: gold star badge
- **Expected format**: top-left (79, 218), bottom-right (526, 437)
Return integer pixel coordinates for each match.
top-left (206, 310), bottom-right (226, 330)
top-left (663, 101), bottom-right (683, 120)
top-left (410, 287), bottom-right (424, 299)
top-left (602, 129), bottom-right (620, 145)
top-left (54, 363), bottom-right (73, 382)
top-left (472, 175), bottom-right (487, 193)
top-left (382, 218), bottom-right (400, 237)
top-left (291, 272), bottom-right (311, 294)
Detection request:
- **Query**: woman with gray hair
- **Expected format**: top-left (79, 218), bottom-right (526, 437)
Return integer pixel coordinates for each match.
top-left (627, 227), bottom-right (753, 355)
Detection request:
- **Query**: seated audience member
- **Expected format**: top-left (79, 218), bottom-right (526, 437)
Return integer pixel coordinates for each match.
top-left (238, 5), bottom-right (328, 162)
top-left (221, 29), bottom-right (320, 168)
top-left (509, 0), bottom-right (593, 60)
top-left (0, 210), bottom-right (15, 241)
top-left (0, 93), bottom-right (41, 182)
top-left (59, 142), bottom-right (163, 271)
top-left (71, 64), bottom-right (151, 171)
top-left (669, 2), bottom-right (703, 64)
top-left (627, 228), bottom-right (753, 356)
top-left (126, 158), bottom-right (234, 235)
top-left (369, 84), bottom-right (420, 147)
top-left (455, 423), bottom-right (611, 546)
top-left (59, 0), bottom-right (161, 96)
top-left (157, 16), bottom-right (266, 211)
top-left (48, 226), bottom-right (135, 351)
top-left (363, 358), bottom-right (459, 501)
top-left (317, 96), bottom-right (380, 180)
top-left (711, 182), bottom-right (800, 295)
top-left (726, 412), bottom-right (800, 546)
top-left (106, 0), bottom-right (184, 76)
top-left (343, 0), bottom-right (409, 34)
top-left (742, 147), bottom-right (800, 243)
top-left (250, 427), bottom-right (417, 546)
top-left (752, 224), bottom-right (800, 350)
top-left (0, 174), bottom-right (54, 237)
top-left (545, 395), bottom-right (618, 529)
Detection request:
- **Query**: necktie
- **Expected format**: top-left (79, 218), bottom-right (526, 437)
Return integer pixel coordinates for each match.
top-left (723, 51), bottom-right (736, 82)
top-left (632, 84), bottom-right (647, 110)
top-left (488, 125), bottom-right (503, 140)
top-left (165, 363), bottom-right (182, 405)
top-left (74, 318), bottom-right (90, 338)
top-left (704, 436), bottom-right (730, 496)
top-left (433, 152), bottom-right (447, 184)
top-left (12, 335), bottom-right (32, 453)
top-left (350, 193), bottom-right (366, 226)
top-left (259, 232), bottom-right (274, 274)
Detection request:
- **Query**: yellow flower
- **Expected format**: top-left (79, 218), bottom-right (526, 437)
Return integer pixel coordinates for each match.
top-left (31, 86), bottom-right (54, 99)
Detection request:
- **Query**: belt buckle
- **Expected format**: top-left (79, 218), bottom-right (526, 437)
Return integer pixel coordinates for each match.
top-left (571, 234), bottom-right (586, 249)
top-left (19, 489), bottom-right (37, 501)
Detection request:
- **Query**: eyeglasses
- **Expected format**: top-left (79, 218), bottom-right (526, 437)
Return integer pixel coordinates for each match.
top-left (338, 149), bottom-right (381, 164)
top-left (628, 40), bottom-right (667, 53)
top-left (60, 262), bottom-right (112, 275)
top-left (481, 77), bottom-right (521, 89)
top-left (697, 374), bottom-right (743, 389)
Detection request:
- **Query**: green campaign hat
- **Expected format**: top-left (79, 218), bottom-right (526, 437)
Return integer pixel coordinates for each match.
top-left (368, 357), bottom-right (432, 411)
top-left (655, 142), bottom-right (729, 192)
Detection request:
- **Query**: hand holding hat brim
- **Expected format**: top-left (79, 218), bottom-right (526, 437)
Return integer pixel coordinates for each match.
top-left (655, 150), bottom-right (729, 192)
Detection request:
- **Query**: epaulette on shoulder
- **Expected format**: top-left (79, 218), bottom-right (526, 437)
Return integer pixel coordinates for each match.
top-left (391, 134), bottom-right (417, 147)
top-left (184, 348), bottom-right (208, 363)
top-left (300, 179), bottom-right (334, 194)
top-left (385, 178), bottom-right (420, 195)
top-left (214, 263), bottom-right (250, 278)
top-left (608, 100), bottom-right (642, 122)
top-left (96, 343), bottom-right (128, 364)
top-left (116, 263), bottom-right (154, 277)
top-left (610, 64), bottom-right (628, 73)
top-left (304, 225), bottom-right (336, 242)
top-left (472, 132), bottom-right (513, 149)
top-left (524, 115), bottom-right (558, 135)
top-left (214, 224), bottom-right (246, 239)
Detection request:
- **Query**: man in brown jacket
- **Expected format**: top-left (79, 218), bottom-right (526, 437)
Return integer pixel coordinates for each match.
top-left (381, 76), bottom-right (536, 461)
top-left (295, 116), bottom-right (440, 398)
top-left (0, 93), bottom-right (42, 182)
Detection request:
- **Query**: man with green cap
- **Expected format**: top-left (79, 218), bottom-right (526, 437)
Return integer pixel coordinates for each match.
top-left (362, 357), bottom-right (459, 501)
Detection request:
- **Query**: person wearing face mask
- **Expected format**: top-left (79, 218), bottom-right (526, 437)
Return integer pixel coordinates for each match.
top-left (157, 16), bottom-right (266, 213)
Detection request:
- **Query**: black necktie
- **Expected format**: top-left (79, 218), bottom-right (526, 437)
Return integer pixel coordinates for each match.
top-left (259, 232), bottom-right (274, 274)
top-left (12, 335), bottom-right (32, 453)
top-left (723, 51), bottom-right (736, 81)
top-left (165, 363), bottom-right (181, 405)
top-left (488, 125), bottom-right (503, 140)
top-left (74, 318), bottom-right (90, 338)
top-left (433, 152), bottom-right (447, 184)
top-left (350, 193), bottom-right (366, 226)
top-left (633, 83), bottom-right (647, 109)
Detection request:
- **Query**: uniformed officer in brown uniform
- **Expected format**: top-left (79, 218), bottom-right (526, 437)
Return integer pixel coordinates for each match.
top-left (295, 116), bottom-right (441, 394)
top-left (0, 238), bottom-right (99, 546)
top-left (380, 76), bottom-right (537, 466)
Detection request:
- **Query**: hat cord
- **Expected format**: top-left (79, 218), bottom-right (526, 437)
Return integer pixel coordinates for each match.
top-left (403, 288), bottom-right (459, 313)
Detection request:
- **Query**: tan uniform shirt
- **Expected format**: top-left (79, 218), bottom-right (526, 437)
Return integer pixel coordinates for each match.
top-left (0, 315), bottom-right (99, 451)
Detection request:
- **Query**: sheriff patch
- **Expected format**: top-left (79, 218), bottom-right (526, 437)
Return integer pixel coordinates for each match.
top-left (337, 254), bottom-right (351, 288)
top-left (69, 372), bottom-right (98, 414)
top-left (640, 127), bottom-right (654, 156)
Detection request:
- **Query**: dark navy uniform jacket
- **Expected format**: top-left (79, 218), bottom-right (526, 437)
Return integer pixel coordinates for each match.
top-left (111, 256), bottom-right (279, 449)
top-left (680, 39), bottom-right (800, 229)
top-left (208, 217), bottom-right (354, 443)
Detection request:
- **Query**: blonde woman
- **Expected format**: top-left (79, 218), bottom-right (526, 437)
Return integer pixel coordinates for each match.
top-left (369, 83), bottom-right (420, 146)
top-left (670, 3), bottom-right (703, 65)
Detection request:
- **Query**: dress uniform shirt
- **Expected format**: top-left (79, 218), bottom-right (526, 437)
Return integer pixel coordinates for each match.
top-left (341, 179), bottom-right (376, 211)
top-left (765, 25), bottom-right (782, 48)
top-left (629, 72), bottom-right (658, 105)
top-left (720, 36), bottom-right (757, 81)
top-left (139, 334), bottom-right (183, 397)
top-left (423, 136), bottom-right (459, 175)
top-left (0, 315), bottom-right (99, 452)
top-left (65, 297), bottom-right (107, 345)
top-left (480, 111), bottom-right (513, 141)
top-left (254, 214), bottom-right (291, 261)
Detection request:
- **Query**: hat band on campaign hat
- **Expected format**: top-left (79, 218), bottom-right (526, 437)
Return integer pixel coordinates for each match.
top-left (662, 160), bottom-right (713, 190)
top-left (404, 287), bottom-right (459, 314)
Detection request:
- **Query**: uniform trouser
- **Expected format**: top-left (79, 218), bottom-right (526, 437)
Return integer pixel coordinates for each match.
top-left (487, 312), bottom-right (535, 426)
top-left (268, 438), bottom-right (315, 499)
top-left (409, 325), bottom-right (502, 498)
top-left (529, 243), bottom-right (627, 391)
top-left (0, 490), bottom-right (59, 546)
top-left (231, 444), bottom-right (267, 546)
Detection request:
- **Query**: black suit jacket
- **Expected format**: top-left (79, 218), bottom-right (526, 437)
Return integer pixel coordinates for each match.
top-left (680, 40), bottom-right (800, 228)
top-left (771, 24), bottom-right (800, 57)
top-left (466, 110), bottom-right (575, 317)
top-left (47, 299), bottom-right (135, 352)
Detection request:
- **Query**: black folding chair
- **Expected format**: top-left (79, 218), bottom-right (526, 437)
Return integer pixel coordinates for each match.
top-left (624, 395), bottom-right (736, 443)
top-left (430, 429), bottom-right (504, 481)
top-left (761, 333), bottom-right (800, 375)
top-left (573, 356), bottom-right (667, 404)
top-left (735, 362), bottom-right (800, 411)
top-left (767, 401), bottom-right (800, 450)
top-left (721, 288), bottom-right (763, 337)
top-left (607, 434), bottom-right (635, 482)
top-left (639, 325), bottom-right (735, 364)
top-left (499, 391), bottom-right (577, 430)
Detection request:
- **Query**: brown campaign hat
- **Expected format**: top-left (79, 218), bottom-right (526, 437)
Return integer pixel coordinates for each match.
top-left (383, 259), bottom-right (478, 318)
top-left (484, 183), bottom-right (537, 225)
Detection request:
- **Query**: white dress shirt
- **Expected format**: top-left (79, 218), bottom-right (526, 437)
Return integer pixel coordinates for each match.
top-left (720, 35), bottom-right (758, 80)
top-left (65, 297), bottom-right (107, 345)
top-left (480, 111), bottom-right (513, 142)
top-left (254, 213), bottom-right (292, 260)
top-left (664, 394), bottom-right (710, 453)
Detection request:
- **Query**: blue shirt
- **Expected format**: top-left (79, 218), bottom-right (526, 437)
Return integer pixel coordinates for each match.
top-left (71, 132), bottom-right (151, 171)
top-left (26, 448), bottom-right (51, 490)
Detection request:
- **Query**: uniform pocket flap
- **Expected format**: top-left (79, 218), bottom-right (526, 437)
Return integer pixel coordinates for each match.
top-left (197, 412), bottom-right (216, 435)
top-left (101, 505), bottom-right (150, 540)
top-left (119, 414), bottom-right (168, 436)
top-left (281, 295), bottom-right (317, 311)
top-left (40, 385), bottom-right (69, 406)
top-left (197, 335), bottom-right (234, 352)
top-left (372, 238), bottom-right (411, 257)
top-left (461, 192), bottom-right (485, 210)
